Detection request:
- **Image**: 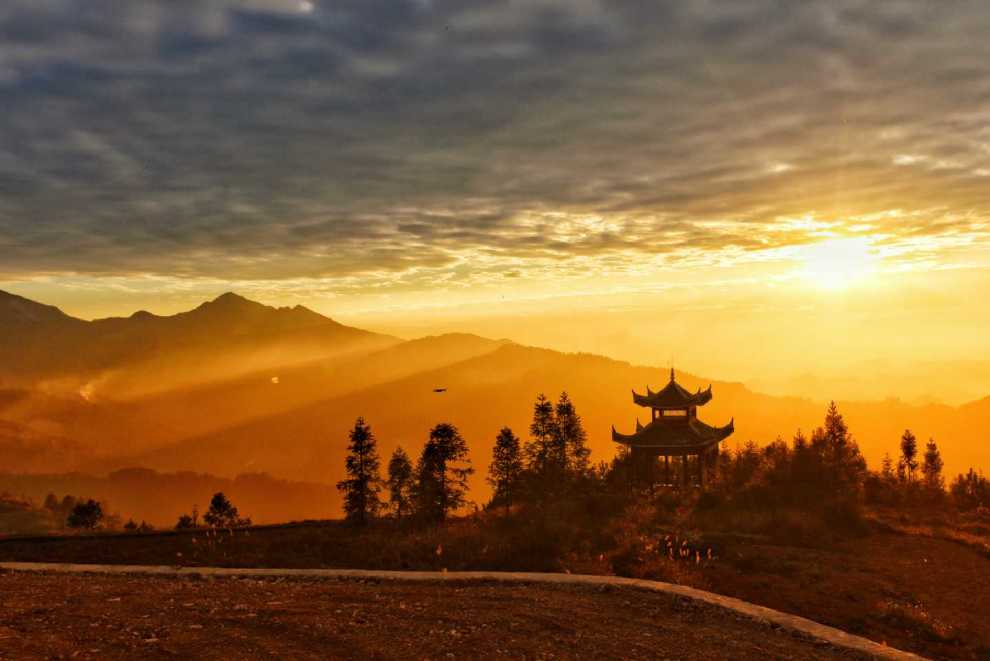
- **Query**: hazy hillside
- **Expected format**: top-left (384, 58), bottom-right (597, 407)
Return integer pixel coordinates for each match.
top-left (0, 290), bottom-right (398, 394)
top-left (3, 291), bottom-right (989, 517)
top-left (125, 343), bottom-right (990, 511)
top-left (0, 333), bottom-right (506, 457)
top-left (0, 468), bottom-right (336, 528)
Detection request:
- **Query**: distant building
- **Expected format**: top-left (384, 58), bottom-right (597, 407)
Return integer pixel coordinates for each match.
top-left (611, 368), bottom-right (733, 488)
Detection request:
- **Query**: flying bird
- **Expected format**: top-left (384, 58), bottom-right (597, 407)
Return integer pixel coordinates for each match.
top-left (433, 388), bottom-right (447, 393)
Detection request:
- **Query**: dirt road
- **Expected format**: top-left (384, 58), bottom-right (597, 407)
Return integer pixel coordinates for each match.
top-left (0, 570), bottom-right (873, 660)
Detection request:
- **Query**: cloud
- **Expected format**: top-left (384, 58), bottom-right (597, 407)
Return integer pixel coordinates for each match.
top-left (1, 0), bottom-right (989, 292)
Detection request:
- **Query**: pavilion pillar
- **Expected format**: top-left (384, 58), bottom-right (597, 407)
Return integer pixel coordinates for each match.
top-left (682, 456), bottom-right (689, 488)
top-left (664, 455), bottom-right (670, 486)
top-left (698, 452), bottom-right (705, 489)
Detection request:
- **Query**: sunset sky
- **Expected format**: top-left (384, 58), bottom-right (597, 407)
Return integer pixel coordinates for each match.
top-left (3, 1), bottom-right (990, 400)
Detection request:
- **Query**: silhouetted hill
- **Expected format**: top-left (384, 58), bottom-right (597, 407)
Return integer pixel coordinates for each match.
top-left (0, 290), bottom-right (80, 327)
top-left (0, 290), bottom-right (398, 393)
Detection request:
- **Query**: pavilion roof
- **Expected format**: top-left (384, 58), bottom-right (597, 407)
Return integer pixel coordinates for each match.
top-left (611, 416), bottom-right (734, 451)
top-left (632, 369), bottom-right (712, 409)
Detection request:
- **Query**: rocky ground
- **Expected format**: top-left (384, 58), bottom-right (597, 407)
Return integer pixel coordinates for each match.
top-left (0, 571), bottom-right (872, 660)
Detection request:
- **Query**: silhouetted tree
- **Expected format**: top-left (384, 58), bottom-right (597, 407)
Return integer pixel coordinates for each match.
top-left (387, 446), bottom-right (414, 519)
top-left (524, 393), bottom-right (557, 477)
top-left (813, 401), bottom-right (866, 493)
top-left (899, 429), bottom-right (918, 483)
top-left (415, 423), bottom-right (473, 522)
top-left (66, 499), bottom-right (103, 530)
top-left (555, 392), bottom-right (590, 476)
top-left (124, 518), bottom-right (138, 531)
top-left (175, 513), bottom-right (196, 530)
top-left (203, 492), bottom-right (250, 528)
top-left (921, 437), bottom-right (944, 498)
top-left (336, 417), bottom-right (383, 525)
top-left (950, 469), bottom-right (990, 510)
top-left (487, 427), bottom-right (523, 513)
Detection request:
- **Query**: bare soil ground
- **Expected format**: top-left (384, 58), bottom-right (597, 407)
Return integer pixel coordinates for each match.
top-left (2, 519), bottom-right (988, 659)
top-left (0, 571), bottom-right (872, 661)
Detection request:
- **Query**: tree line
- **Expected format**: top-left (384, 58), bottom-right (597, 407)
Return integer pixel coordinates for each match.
top-left (341, 396), bottom-right (990, 526)
top-left (337, 392), bottom-right (593, 524)
top-left (24, 396), bottom-right (990, 532)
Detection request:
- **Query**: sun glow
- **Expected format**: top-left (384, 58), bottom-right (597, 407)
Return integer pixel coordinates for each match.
top-left (797, 237), bottom-right (879, 290)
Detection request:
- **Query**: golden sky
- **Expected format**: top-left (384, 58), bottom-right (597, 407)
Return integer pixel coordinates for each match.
top-left (2, 1), bottom-right (989, 401)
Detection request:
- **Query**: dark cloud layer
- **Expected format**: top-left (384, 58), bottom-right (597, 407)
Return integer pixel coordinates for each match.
top-left (1, 0), bottom-right (989, 284)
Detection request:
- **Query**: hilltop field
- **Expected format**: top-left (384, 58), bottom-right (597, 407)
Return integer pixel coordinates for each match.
top-left (2, 505), bottom-right (989, 660)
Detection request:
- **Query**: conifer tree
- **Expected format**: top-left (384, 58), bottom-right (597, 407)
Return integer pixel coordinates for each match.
top-left (204, 492), bottom-right (250, 528)
top-left (336, 417), bottom-right (383, 525)
top-left (387, 446), bottom-right (414, 518)
top-left (555, 392), bottom-right (590, 476)
top-left (524, 393), bottom-right (557, 476)
top-left (487, 427), bottom-right (523, 513)
top-left (899, 429), bottom-right (918, 483)
top-left (820, 401), bottom-right (866, 491)
top-left (921, 437), bottom-right (944, 496)
top-left (415, 423), bottom-right (473, 522)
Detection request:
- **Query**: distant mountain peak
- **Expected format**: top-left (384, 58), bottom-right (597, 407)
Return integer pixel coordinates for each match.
top-left (190, 291), bottom-right (265, 316)
top-left (213, 291), bottom-right (249, 303)
top-left (0, 289), bottom-right (74, 325)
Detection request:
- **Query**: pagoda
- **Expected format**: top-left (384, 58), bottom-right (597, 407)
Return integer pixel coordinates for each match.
top-left (611, 368), bottom-right (734, 488)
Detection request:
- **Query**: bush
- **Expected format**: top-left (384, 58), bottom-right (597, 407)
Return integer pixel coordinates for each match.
top-left (66, 499), bottom-right (103, 530)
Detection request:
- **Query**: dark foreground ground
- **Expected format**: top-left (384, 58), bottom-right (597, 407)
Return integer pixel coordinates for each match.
top-left (2, 520), bottom-right (989, 659)
top-left (0, 571), bottom-right (872, 661)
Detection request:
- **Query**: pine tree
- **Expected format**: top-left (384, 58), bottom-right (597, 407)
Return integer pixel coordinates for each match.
top-left (487, 427), bottom-right (523, 513)
top-left (524, 393), bottom-right (557, 476)
top-left (921, 437), bottom-right (944, 497)
top-left (415, 423), bottom-right (473, 522)
top-left (203, 492), bottom-right (250, 528)
top-left (555, 392), bottom-right (590, 476)
top-left (336, 417), bottom-right (383, 525)
top-left (899, 429), bottom-right (918, 483)
top-left (387, 446), bottom-right (414, 518)
top-left (821, 401), bottom-right (866, 491)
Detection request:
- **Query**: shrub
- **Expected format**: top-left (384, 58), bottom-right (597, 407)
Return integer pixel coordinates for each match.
top-left (66, 499), bottom-right (103, 530)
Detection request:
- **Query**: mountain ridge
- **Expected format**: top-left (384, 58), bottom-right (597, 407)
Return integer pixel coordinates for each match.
top-left (2, 290), bottom-right (989, 509)
top-left (0, 290), bottom-right (399, 391)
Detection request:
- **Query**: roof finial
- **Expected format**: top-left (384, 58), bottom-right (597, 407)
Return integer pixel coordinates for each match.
top-left (670, 366), bottom-right (675, 382)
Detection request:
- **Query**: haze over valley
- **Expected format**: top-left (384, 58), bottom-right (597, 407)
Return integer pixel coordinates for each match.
top-left (3, 289), bottom-right (989, 525)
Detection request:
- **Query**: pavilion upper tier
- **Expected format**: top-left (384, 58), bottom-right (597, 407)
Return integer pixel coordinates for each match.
top-left (632, 368), bottom-right (713, 410)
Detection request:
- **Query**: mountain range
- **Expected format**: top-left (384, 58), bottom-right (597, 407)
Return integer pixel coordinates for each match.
top-left (2, 290), bottom-right (989, 522)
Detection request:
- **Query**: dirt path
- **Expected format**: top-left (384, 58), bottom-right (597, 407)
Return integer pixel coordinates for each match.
top-left (0, 564), bottom-right (917, 660)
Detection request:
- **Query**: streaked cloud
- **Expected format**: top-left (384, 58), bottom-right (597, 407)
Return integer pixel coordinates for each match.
top-left (1, 0), bottom-right (989, 304)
